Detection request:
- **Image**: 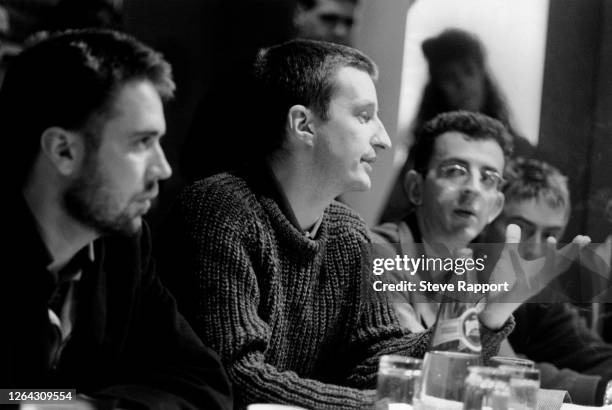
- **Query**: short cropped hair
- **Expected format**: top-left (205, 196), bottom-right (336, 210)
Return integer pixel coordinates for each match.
top-left (503, 157), bottom-right (570, 213)
top-left (410, 111), bottom-right (513, 175)
top-left (0, 28), bottom-right (175, 188)
top-left (253, 38), bottom-right (377, 156)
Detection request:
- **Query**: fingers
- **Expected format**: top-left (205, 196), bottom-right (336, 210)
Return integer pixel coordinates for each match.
top-left (542, 235), bottom-right (592, 283)
top-left (572, 234), bottom-right (591, 247)
top-left (506, 223), bottom-right (521, 244)
top-left (557, 235), bottom-right (592, 257)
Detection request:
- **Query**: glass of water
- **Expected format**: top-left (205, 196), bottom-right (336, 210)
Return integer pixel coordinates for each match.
top-left (489, 356), bottom-right (535, 368)
top-left (417, 351), bottom-right (481, 410)
top-left (463, 366), bottom-right (511, 410)
top-left (499, 365), bottom-right (540, 410)
top-left (375, 355), bottom-right (423, 410)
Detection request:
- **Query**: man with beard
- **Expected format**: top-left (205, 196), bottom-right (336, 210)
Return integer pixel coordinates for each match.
top-left (0, 29), bottom-right (231, 409)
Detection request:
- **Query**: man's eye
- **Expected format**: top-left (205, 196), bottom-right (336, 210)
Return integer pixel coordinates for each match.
top-left (513, 222), bottom-right (534, 239)
top-left (441, 164), bottom-right (468, 178)
top-left (320, 14), bottom-right (341, 25)
top-left (544, 231), bottom-right (561, 240)
top-left (482, 171), bottom-right (503, 189)
top-left (358, 112), bottom-right (371, 123)
top-left (136, 137), bottom-right (154, 148)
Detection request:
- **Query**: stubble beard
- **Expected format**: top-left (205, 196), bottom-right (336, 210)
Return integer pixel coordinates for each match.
top-left (64, 156), bottom-right (140, 237)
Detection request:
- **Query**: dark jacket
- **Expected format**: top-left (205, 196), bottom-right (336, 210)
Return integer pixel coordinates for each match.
top-left (510, 303), bottom-right (612, 405)
top-left (1, 194), bottom-right (232, 409)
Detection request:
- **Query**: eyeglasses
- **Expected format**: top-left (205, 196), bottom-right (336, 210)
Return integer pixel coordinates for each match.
top-left (436, 163), bottom-right (504, 191)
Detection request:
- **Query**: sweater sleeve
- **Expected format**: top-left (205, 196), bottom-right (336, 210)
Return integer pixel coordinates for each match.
top-left (343, 236), bottom-right (515, 389)
top-left (166, 185), bottom-right (378, 410)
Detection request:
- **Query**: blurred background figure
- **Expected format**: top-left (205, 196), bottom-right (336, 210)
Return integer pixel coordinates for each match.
top-left (293, 0), bottom-right (359, 45)
top-left (0, 4), bottom-right (18, 87)
top-left (0, 0), bottom-right (123, 87)
top-left (380, 28), bottom-right (535, 223)
top-left (413, 29), bottom-right (530, 149)
top-left (41, 0), bottom-right (123, 31)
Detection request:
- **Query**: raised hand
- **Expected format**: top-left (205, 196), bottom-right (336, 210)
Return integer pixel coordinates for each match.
top-left (478, 224), bottom-right (590, 329)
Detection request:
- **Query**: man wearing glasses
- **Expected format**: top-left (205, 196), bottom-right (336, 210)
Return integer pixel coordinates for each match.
top-left (372, 110), bottom-right (509, 328)
top-left (372, 110), bottom-right (590, 329)
top-left (372, 111), bottom-right (595, 404)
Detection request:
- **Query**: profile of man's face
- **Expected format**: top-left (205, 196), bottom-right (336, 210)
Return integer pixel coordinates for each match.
top-left (294, 0), bottom-right (357, 45)
top-left (411, 131), bottom-right (505, 246)
top-left (492, 198), bottom-right (568, 260)
top-left (64, 80), bottom-right (172, 236)
top-left (310, 66), bottom-right (390, 195)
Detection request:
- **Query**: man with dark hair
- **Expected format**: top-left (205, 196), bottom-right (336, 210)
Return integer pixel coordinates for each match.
top-left (293, 0), bottom-right (359, 45)
top-left (0, 29), bottom-right (232, 409)
top-left (373, 119), bottom-right (597, 405)
top-left (158, 41), bottom-right (515, 410)
top-left (373, 111), bottom-right (523, 327)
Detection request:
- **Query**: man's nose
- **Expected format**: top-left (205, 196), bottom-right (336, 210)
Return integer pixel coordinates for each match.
top-left (462, 169), bottom-right (484, 194)
top-left (150, 143), bottom-right (173, 180)
top-left (371, 118), bottom-right (391, 151)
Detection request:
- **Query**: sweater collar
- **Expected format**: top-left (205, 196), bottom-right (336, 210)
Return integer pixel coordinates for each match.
top-left (248, 163), bottom-right (323, 239)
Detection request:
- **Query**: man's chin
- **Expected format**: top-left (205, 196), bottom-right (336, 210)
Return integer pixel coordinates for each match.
top-left (96, 215), bottom-right (142, 237)
top-left (346, 175), bottom-right (372, 193)
top-left (451, 225), bottom-right (481, 244)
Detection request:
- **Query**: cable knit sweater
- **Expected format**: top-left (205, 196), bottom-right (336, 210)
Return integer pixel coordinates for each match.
top-left (158, 171), bottom-right (514, 410)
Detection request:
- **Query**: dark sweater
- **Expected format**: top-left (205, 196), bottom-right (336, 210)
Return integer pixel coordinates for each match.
top-left (158, 172), bottom-right (514, 409)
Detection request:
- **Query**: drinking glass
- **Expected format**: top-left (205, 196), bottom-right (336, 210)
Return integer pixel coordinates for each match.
top-left (463, 366), bottom-right (511, 410)
top-left (375, 355), bottom-right (423, 410)
top-left (417, 351), bottom-right (480, 410)
top-left (604, 380), bottom-right (612, 405)
top-left (499, 365), bottom-right (540, 410)
top-left (489, 356), bottom-right (535, 368)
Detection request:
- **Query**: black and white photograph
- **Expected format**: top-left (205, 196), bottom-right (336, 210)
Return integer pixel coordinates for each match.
top-left (0, 0), bottom-right (610, 409)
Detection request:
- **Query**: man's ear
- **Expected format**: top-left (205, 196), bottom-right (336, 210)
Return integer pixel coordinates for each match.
top-left (487, 191), bottom-right (505, 224)
top-left (287, 104), bottom-right (315, 147)
top-left (40, 127), bottom-right (83, 176)
top-left (404, 170), bottom-right (424, 206)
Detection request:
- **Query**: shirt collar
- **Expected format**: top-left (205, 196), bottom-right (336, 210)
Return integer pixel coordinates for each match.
top-left (56, 242), bottom-right (95, 284)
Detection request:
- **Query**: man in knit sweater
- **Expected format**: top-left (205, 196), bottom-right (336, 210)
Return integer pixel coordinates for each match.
top-left (158, 40), bottom-right (515, 409)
